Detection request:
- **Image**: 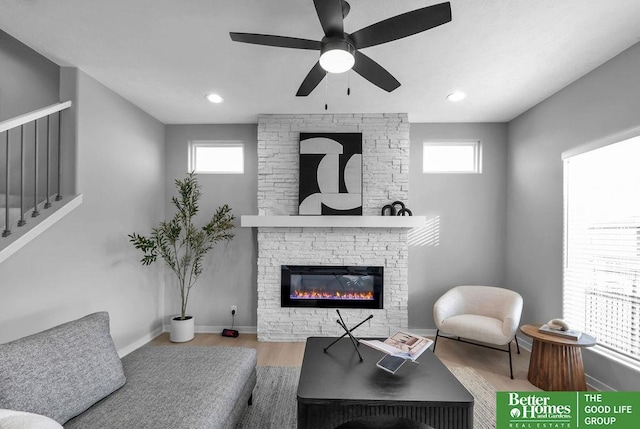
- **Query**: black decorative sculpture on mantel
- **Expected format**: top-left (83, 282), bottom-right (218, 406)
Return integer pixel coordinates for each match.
top-left (397, 207), bottom-right (412, 216)
top-left (381, 204), bottom-right (396, 216)
top-left (381, 201), bottom-right (413, 216)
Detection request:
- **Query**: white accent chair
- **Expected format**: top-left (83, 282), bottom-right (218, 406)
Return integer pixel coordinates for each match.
top-left (433, 285), bottom-right (523, 379)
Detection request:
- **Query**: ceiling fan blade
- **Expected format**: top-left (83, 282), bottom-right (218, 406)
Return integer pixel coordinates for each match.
top-left (230, 32), bottom-right (321, 50)
top-left (296, 61), bottom-right (326, 96)
top-left (350, 2), bottom-right (452, 49)
top-left (313, 0), bottom-right (344, 37)
top-left (352, 51), bottom-right (400, 93)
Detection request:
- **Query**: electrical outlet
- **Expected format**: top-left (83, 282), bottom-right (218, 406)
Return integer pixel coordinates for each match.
top-left (231, 305), bottom-right (237, 315)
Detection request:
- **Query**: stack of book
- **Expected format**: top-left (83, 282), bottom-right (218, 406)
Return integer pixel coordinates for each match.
top-left (538, 324), bottom-right (582, 340)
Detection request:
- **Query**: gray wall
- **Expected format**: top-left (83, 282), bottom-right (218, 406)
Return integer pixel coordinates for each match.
top-left (0, 66), bottom-right (166, 353)
top-left (408, 123), bottom-right (508, 329)
top-left (164, 125), bottom-right (258, 329)
top-left (506, 42), bottom-right (640, 390)
top-left (0, 30), bottom-right (61, 194)
top-left (0, 30), bottom-right (59, 121)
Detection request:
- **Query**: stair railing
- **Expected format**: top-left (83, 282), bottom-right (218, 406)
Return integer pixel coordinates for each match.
top-left (0, 101), bottom-right (72, 238)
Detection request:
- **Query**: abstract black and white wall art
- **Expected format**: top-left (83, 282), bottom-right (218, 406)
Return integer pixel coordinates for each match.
top-left (299, 133), bottom-right (362, 215)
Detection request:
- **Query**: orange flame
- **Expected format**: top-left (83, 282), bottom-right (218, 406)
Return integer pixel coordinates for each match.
top-left (292, 290), bottom-right (374, 300)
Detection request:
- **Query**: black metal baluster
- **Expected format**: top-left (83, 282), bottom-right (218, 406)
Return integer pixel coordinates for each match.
top-left (18, 124), bottom-right (26, 227)
top-left (32, 120), bottom-right (39, 218)
top-left (44, 115), bottom-right (51, 209)
top-left (3, 131), bottom-right (11, 237)
top-left (55, 110), bottom-right (62, 201)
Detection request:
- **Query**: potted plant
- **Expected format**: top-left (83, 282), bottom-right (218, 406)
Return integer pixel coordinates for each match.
top-left (129, 172), bottom-right (235, 342)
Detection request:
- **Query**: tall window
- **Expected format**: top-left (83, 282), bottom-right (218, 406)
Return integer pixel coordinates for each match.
top-left (188, 141), bottom-right (244, 174)
top-left (563, 134), bottom-right (640, 368)
top-left (423, 141), bottom-right (481, 173)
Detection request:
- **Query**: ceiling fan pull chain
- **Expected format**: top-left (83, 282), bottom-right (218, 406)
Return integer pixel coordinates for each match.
top-left (347, 70), bottom-right (351, 96)
top-left (325, 72), bottom-right (329, 110)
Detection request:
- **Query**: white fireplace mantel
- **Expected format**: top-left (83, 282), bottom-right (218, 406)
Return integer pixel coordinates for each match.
top-left (241, 215), bottom-right (426, 228)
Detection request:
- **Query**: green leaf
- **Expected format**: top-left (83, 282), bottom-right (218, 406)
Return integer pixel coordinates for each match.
top-left (128, 173), bottom-right (235, 318)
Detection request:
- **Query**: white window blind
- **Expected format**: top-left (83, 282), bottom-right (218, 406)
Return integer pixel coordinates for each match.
top-left (563, 136), bottom-right (640, 366)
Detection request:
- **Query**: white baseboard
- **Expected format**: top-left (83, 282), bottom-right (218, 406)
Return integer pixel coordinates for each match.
top-left (586, 374), bottom-right (615, 392)
top-left (196, 325), bottom-right (258, 335)
top-left (161, 324), bottom-right (258, 335)
top-left (118, 326), bottom-right (164, 358)
top-left (515, 334), bottom-right (533, 352)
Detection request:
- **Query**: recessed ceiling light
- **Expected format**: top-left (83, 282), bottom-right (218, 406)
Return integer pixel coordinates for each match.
top-left (205, 93), bottom-right (224, 104)
top-left (446, 91), bottom-right (467, 102)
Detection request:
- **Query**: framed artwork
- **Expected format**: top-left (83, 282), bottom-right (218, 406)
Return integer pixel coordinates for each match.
top-left (299, 132), bottom-right (362, 215)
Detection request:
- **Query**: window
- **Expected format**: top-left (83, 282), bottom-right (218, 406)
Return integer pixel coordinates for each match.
top-left (422, 141), bottom-right (481, 173)
top-left (188, 141), bottom-right (244, 174)
top-left (563, 134), bottom-right (640, 368)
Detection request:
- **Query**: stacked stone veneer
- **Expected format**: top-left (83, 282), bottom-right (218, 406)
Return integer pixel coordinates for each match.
top-left (257, 113), bottom-right (410, 341)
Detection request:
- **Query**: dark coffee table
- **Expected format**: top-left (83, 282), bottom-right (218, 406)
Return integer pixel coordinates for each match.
top-left (297, 337), bottom-right (474, 429)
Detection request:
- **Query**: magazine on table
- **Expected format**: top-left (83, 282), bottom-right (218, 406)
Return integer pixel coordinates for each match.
top-left (538, 323), bottom-right (582, 340)
top-left (359, 331), bottom-right (434, 362)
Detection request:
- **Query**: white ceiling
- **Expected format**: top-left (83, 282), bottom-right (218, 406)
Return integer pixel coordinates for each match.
top-left (2, 0), bottom-right (640, 124)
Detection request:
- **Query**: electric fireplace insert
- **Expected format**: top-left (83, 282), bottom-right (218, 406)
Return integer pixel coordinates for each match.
top-left (281, 265), bottom-right (383, 309)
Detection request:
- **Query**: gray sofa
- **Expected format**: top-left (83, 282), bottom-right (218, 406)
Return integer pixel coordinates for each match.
top-left (0, 312), bottom-right (257, 429)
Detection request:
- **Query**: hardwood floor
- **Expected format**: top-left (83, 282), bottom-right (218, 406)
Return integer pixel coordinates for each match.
top-left (431, 336), bottom-right (540, 392)
top-left (151, 333), bottom-right (306, 367)
top-left (151, 333), bottom-right (540, 391)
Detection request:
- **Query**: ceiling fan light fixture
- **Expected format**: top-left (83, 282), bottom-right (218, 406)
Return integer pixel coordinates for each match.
top-left (319, 39), bottom-right (355, 74)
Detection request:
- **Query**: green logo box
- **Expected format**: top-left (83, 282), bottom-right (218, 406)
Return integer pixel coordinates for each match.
top-left (497, 391), bottom-right (640, 428)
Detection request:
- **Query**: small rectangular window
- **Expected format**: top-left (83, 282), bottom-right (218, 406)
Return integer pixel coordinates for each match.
top-left (423, 141), bottom-right (481, 174)
top-left (188, 141), bottom-right (244, 174)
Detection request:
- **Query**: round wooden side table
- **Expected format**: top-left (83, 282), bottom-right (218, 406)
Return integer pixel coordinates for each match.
top-left (520, 324), bottom-right (596, 391)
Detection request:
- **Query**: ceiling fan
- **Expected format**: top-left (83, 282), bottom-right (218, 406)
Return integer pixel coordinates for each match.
top-left (230, 0), bottom-right (452, 96)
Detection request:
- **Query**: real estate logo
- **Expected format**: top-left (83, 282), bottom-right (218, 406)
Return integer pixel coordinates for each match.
top-left (497, 392), bottom-right (640, 429)
top-left (501, 392), bottom-right (573, 427)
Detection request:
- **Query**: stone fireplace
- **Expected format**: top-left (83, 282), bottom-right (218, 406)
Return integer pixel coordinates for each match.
top-left (249, 113), bottom-right (411, 341)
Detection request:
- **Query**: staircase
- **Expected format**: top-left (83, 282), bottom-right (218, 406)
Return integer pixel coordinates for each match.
top-left (0, 101), bottom-right (82, 263)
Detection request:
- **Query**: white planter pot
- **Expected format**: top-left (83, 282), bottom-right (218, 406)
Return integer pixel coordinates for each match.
top-left (170, 316), bottom-right (195, 343)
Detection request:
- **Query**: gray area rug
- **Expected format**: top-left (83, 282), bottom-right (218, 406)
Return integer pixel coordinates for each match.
top-left (237, 366), bottom-right (299, 428)
top-left (449, 366), bottom-right (497, 429)
top-left (238, 365), bottom-right (496, 429)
